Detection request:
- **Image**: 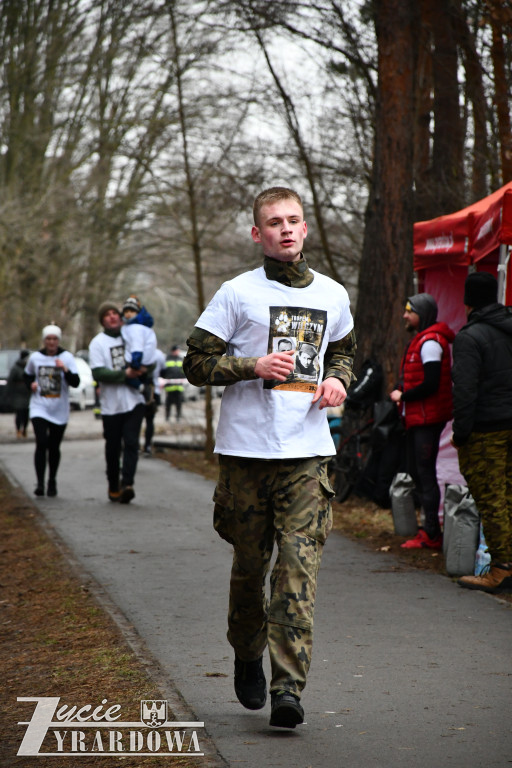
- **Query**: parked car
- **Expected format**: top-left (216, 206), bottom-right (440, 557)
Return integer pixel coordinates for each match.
top-left (0, 349), bottom-right (29, 412)
top-left (69, 357), bottom-right (97, 411)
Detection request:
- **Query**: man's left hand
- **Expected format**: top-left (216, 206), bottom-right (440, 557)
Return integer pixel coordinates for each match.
top-left (125, 366), bottom-right (145, 379)
top-left (312, 377), bottom-right (347, 410)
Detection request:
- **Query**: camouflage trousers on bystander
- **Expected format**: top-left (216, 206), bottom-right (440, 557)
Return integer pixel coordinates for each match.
top-left (458, 429), bottom-right (512, 563)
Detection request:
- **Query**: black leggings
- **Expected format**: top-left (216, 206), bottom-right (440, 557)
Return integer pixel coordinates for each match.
top-left (31, 417), bottom-right (67, 487)
top-left (406, 422), bottom-right (445, 539)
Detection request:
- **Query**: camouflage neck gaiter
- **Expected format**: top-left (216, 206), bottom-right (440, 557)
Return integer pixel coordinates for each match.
top-left (263, 254), bottom-right (314, 288)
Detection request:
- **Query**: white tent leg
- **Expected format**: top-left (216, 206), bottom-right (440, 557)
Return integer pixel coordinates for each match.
top-left (497, 243), bottom-right (510, 304)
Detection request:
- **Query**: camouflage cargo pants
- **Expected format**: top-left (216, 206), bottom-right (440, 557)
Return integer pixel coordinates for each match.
top-left (213, 455), bottom-right (334, 698)
top-left (458, 429), bottom-right (512, 563)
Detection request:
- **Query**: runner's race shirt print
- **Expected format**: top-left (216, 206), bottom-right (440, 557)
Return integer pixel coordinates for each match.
top-left (110, 344), bottom-right (126, 371)
top-left (38, 366), bottom-right (62, 397)
top-left (264, 307), bottom-right (326, 393)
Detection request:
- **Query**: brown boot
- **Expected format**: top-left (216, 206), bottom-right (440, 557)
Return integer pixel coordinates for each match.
top-left (458, 564), bottom-right (512, 593)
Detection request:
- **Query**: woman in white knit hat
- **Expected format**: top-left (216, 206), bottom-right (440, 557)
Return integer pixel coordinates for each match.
top-left (24, 324), bottom-right (80, 496)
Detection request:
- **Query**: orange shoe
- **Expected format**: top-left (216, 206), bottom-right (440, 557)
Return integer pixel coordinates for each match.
top-left (458, 564), bottom-right (512, 593)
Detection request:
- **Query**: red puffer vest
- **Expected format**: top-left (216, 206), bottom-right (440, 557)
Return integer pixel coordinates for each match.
top-left (401, 322), bottom-right (455, 428)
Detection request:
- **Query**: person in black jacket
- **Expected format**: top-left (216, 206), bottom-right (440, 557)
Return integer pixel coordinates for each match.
top-left (451, 272), bottom-right (512, 593)
top-left (7, 349), bottom-right (31, 437)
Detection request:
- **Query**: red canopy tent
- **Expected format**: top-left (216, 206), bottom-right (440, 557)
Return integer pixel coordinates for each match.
top-left (414, 181), bottom-right (512, 333)
top-left (413, 182), bottom-right (512, 500)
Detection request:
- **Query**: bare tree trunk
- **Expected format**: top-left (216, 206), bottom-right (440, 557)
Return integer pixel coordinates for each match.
top-left (451, 0), bottom-right (488, 200)
top-left (354, 0), bottom-right (418, 390)
top-left (431, 0), bottom-right (465, 214)
top-left (167, 0), bottom-right (215, 459)
top-left (413, 0), bottom-right (434, 221)
top-left (414, 20), bottom-right (433, 184)
top-left (486, 0), bottom-right (512, 184)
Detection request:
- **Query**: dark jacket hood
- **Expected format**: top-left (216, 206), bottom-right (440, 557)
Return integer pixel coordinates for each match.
top-left (464, 303), bottom-right (512, 336)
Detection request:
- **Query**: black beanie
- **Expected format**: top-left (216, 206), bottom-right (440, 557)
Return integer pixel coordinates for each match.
top-left (463, 272), bottom-right (498, 310)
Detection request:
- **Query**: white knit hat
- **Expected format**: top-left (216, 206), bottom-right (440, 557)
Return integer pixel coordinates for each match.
top-left (41, 324), bottom-right (62, 340)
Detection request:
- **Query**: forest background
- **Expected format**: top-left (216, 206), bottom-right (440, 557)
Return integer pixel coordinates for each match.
top-left (1, 0), bottom-right (511, 390)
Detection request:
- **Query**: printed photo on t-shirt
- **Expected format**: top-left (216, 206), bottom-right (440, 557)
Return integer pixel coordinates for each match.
top-left (38, 365), bottom-right (62, 398)
top-left (110, 344), bottom-right (126, 371)
top-left (264, 307), bottom-right (327, 392)
top-left (294, 342), bottom-right (319, 380)
top-left (272, 336), bottom-right (296, 353)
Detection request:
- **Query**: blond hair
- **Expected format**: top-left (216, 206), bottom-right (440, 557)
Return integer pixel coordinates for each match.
top-left (253, 187), bottom-right (303, 226)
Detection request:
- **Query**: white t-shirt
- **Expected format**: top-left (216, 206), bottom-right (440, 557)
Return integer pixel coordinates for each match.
top-left (195, 266), bottom-right (354, 459)
top-left (420, 339), bottom-right (443, 364)
top-left (89, 331), bottom-right (145, 415)
top-left (25, 349), bottom-right (78, 425)
top-left (121, 323), bottom-right (157, 366)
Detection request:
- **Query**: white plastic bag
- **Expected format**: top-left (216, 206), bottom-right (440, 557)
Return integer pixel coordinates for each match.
top-left (389, 473), bottom-right (418, 537)
top-left (443, 484), bottom-right (480, 576)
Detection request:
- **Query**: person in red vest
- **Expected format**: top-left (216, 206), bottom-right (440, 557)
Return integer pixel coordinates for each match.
top-left (390, 293), bottom-right (455, 549)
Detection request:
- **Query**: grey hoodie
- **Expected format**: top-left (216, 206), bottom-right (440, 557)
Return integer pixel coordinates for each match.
top-left (407, 293), bottom-right (438, 331)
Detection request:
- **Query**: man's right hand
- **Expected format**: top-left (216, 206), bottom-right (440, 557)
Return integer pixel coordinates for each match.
top-left (254, 350), bottom-right (295, 381)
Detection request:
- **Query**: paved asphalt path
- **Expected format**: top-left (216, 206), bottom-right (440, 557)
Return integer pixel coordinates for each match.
top-left (1, 421), bottom-right (511, 768)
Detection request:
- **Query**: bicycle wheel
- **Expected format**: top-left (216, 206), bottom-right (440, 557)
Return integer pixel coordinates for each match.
top-left (329, 436), bottom-right (359, 502)
top-left (330, 415), bottom-right (374, 502)
top-left (333, 461), bottom-right (355, 503)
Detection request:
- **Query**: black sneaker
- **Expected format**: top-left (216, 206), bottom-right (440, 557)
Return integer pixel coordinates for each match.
top-left (34, 485), bottom-right (44, 497)
top-left (119, 485), bottom-right (135, 504)
top-left (47, 480), bottom-right (57, 497)
top-left (234, 656), bottom-right (267, 710)
top-left (269, 691), bottom-right (304, 729)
